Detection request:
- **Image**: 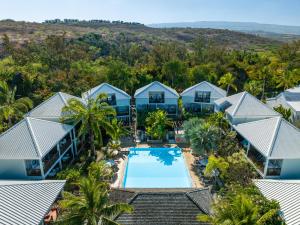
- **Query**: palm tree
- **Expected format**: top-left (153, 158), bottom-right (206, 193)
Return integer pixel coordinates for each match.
top-left (57, 177), bottom-right (133, 225)
top-left (189, 122), bottom-right (220, 155)
top-left (197, 194), bottom-right (278, 225)
top-left (0, 81), bottom-right (33, 127)
top-left (61, 93), bottom-right (116, 157)
top-left (218, 72), bottom-right (237, 95)
top-left (105, 119), bottom-right (129, 157)
top-left (276, 68), bottom-right (300, 90)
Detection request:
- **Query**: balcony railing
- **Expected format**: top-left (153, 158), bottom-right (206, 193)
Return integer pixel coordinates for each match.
top-left (183, 103), bottom-right (214, 114)
top-left (137, 104), bottom-right (178, 115)
top-left (115, 106), bottom-right (130, 116)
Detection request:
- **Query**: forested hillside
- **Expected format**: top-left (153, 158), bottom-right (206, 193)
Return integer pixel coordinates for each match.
top-left (0, 19), bottom-right (299, 132)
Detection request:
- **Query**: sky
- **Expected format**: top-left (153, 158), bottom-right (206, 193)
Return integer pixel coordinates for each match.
top-left (1, 0), bottom-right (300, 26)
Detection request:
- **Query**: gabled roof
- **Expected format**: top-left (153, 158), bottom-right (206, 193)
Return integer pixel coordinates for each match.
top-left (134, 81), bottom-right (179, 98)
top-left (234, 117), bottom-right (300, 158)
top-left (216, 91), bottom-right (280, 118)
top-left (0, 180), bottom-right (65, 225)
top-left (114, 188), bottom-right (211, 225)
top-left (181, 81), bottom-right (226, 98)
top-left (26, 92), bottom-right (84, 120)
top-left (0, 117), bottom-right (73, 160)
top-left (82, 83), bottom-right (131, 100)
top-left (267, 91), bottom-right (300, 112)
top-left (286, 85), bottom-right (300, 93)
top-left (254, 179), bottom-right (300, 225)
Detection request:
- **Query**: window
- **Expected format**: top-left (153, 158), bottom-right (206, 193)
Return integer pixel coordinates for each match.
top-left (267, 159), bottom-right (283, 176)
top-left (25, 160), bottom-right (41, 176)
top-left (149, 92), bottom-right (165, 103)
top-left (195, 91), bottom-right (211, 103)
top-left (106, 93), bottom-right (116, 105)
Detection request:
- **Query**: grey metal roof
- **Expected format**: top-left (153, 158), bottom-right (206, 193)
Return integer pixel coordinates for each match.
top-left (0, 117), bottom-right (74, 160)
top-left (267, 92), bottom-right (300, 112)
top-left (234, 117), bottom-right (300, 159)
top-left (82, 83), bottom-right (131, 100)
top-left (134, 81), bottom-right (179, 98)
top-left (216, 91), bottom-right (279, 118)
top-left (286, 85), bottom-right (300, 93)
top-left (26, 92), bottom-right (84, 120)
top-left (254, 179), bottom-right (300, 225)
top-left (0, 180), bottom-right (65, 225)
top-left (115, 189), bottom-right (211, 225)
top-left (181, 81), bottom-right (226, 98)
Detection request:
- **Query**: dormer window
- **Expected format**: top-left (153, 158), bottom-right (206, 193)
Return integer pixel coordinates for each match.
top-left (195, 91), bottom-right (210, 103)
top-left (149, 92), bottom-right (165, 103)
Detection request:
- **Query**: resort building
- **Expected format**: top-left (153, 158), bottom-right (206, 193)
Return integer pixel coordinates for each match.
top-left (234, 117), bottom-right (300, 178)
top-left (134, 81), bottom-right (179, 118)
top-left (215, 91), bottom-right (280, 125)
top-left (26, 92), bottom-right (84, 123)
top-left (254, 179), bottom-right (300, 225)
top-left (0, 117), bottom-right (77, 179)
top-left (266, 87), bottom-right (300, 122)
top-left (0, 180), bottom-right (65, 225)
top-left (112, 188), bottom-right (212, 225)
top-left (82, 83), bottom-right (131, 124)
top-left (181, 81), bottom-right (226, 114)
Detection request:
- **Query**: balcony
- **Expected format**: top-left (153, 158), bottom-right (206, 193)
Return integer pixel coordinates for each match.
top-left (42, 146), bottom-right (60, 174)
top-left (137, 104), bottom-right (177, 115)
top-left (247, 145), bottom-right (266, 175)
top-left (116, 106), bottom-right (130, 117)
top-left (184, 103), bottom-right (214, 114)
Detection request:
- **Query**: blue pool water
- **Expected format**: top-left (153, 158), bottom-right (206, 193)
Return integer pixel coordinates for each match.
top-left (123, 148), bottom-right (192, 188)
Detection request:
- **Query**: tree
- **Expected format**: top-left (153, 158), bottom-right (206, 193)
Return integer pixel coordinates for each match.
top-left (189, 122), bottom-right (220, 155)
top-left (57, 177), bottom-right (133, 225)
top-left (145, 110), bottom-right (172, 140)
top-left (0, 80), bottom-right (33, 127)
top-left (207, 112), bottom-right (229, 131)
top-left (88, 161), bottom-right (113, 182)
top-left (244, 80), bottom-right (263, 97)
top-left (276, 68), bottom-right (300, 90)
top-left (183, 117), bottom-right (205, 142)
top-left (197, 194), bottom-right (279, 225)
top-left (226, 151), bottom-right (257, 186)
top-left (106, 60), bottom-right (136, 94)
top-left (61, 93), bottom-right (116, 156)
top-left (204, 155), bottom-right (229, 179)
top-left (161, 60), bottom-right (187, 88)
top-left (273, 105), bottom-right (292, 122)
top-left (218, 72), bottom-right (237, 95)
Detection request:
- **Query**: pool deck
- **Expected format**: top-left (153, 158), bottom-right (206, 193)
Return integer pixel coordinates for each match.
top-left (111, 144), bottom-right (203, 188)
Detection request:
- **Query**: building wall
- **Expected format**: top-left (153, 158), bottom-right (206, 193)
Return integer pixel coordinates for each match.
top-left (136, 97), bottom-right (178, 106)
top-left (0, 160), bottom-right (27, 179)
top-left (135, 83), bottom-right (178, 99)
top-left (182, 96), bottom-right (219, 105)
top-left (116, 98), bottom-right (130, 106)
top-left (280, 159), bottom-right (300, 179)
top-left (88, 84), bottom-right (130, 101)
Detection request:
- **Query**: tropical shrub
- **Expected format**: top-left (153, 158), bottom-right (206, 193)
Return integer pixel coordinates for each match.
top-left (197, 192), bottom-right (281, 225)
top-left (273, 104), bottom-right (292, 122)
top-left (145, 110), bottom-right (172, 140)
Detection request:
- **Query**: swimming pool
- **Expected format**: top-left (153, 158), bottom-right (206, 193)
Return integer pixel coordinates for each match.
top-left (123, 147), bottom-right (192, 188)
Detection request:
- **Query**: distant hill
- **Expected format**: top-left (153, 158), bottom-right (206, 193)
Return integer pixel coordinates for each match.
top-left (149, 21), bottom-right (300, 42)
top-left (0, 20), bottom-right (281, 50)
